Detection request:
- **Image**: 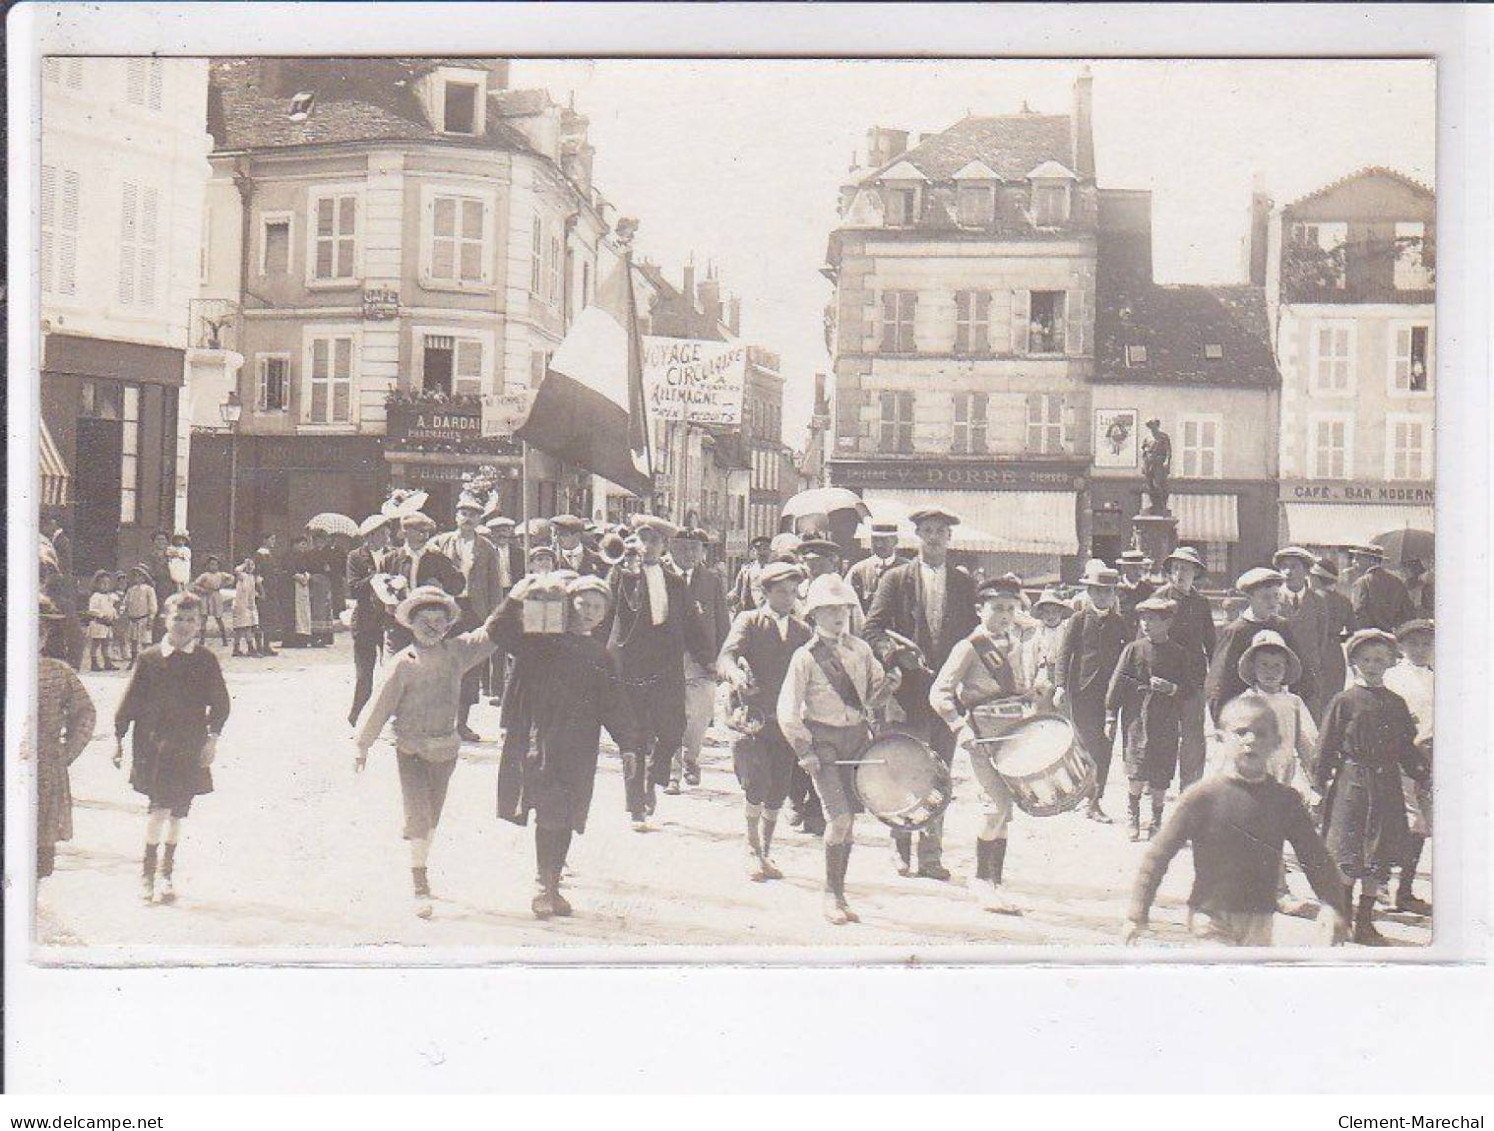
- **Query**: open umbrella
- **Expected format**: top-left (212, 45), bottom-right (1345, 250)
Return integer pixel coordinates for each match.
top-left (781, 487), bottom-right (869, 526)
top-left (1371, 527), bottom-right (1434, 568)
top-left (306, 512), bottom-right (360, 538)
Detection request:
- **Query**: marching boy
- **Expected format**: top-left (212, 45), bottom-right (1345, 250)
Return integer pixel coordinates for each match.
top-left (777, 573), bottom-right (900, 925)
top-left (1107, 596), bottom-right (1197, 842)
top-left (354, 585), bottom-right (501, 919)
top-left (1384, 618), bottom-right (1434, 916)
top-left (718, 560), bottom-right (813, 882)
top-left (114, 591), bottom-right (232, 904)
top-left (1124, 696), bottom-right (1349, 948)
top-left (930, 573), bottom-right (1034, 915)
top-left (1314, 628), bottom-right (1426, 946)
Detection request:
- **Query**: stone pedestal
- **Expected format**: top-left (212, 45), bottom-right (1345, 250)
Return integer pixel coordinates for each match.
top-left (1132, 512), bottom-right (1179, 568)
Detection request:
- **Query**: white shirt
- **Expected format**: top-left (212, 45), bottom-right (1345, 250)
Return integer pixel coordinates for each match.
top-left (1384, 660), bottom-right (1434, 744)
top-left (919, 559), bottom-right (947, 635)
top-left (159, 636), bottom-right (198, 657)
top-left (452, 530), bottom-right (476, 575)
top-left (562, 544), bottom-right (586, 570)
top-left (643, 562), bottom-right (668, 626)
top-left (407, 544), bottom-right (429, 584)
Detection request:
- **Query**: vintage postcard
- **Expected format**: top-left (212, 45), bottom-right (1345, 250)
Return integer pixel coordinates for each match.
top-left (22, 54), bottom-right (1439, 962)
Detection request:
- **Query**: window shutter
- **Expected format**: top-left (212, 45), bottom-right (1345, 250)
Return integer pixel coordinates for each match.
top-left (1012, 290), bottom-right (1030, 355)
top-left (1024, 392), bottom-right (1039, 450)
top-left (126, 59), bottom-right (145, 106)
top-left (455, 339), bottom-right (483, 395)
top-left (863, 291), bottom-right (878, 351)
top-left (257, 358), bottom-right (269, 411)
top-left (1066, 287), bottom-right (1085, 356)
top-left (40, 166), bottom-right (55, 294)
top-left (138, 187), bottom-right (159, 307)
top-left (118, 182), bottom-right (138, 305)
top-left (906, 292), bottom-right (918, 352)
top-left (148, 60), bottom-right (163, 110)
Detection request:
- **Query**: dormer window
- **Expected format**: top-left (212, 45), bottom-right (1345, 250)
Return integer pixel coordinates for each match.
top-left (957, 185), bottom-right (995, 227)
top-left (1204, 343), bottom-right (1224, 361)
top-left (443, 81), bottom-right (479, 135)
top-left (1032, 183), bottom-right (1070, 227)
top-left (887, 187), bottom-right (918, 226)
top-left (288, 91), bottom-right (315, 122)
top-left (1126, 344), bottom-right (1148, 367)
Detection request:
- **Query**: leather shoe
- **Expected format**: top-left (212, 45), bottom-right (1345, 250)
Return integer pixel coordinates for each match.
top-left (458, 725), bottom-right (481, 743)
top-left (917, 862), bottom-right (952, 882)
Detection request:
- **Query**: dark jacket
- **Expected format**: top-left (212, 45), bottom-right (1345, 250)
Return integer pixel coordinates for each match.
top-left (846, 553), bottom-right (900, 613)
top-left (682, 563), bottom-right (731, 666)
top-left (1205, 614), bottom-right (1318, 724)
top-left (717, 607), bottom-right (813, 714)
top-left (115, 644), bottom-right (231, 804)
top-left (863, 557), bottom-right (979, 726)
top-left (378, 543), bottom-right (468, 650)
top-left (430, 529), bottom-right (506, 622)
top-left (1351, 566), bottom-right (1417, 633)
top-left (1055, 603), bottom-right (1135, 705)
top-left (1148, 581), bottom-right (1216, 680)
top-left (607, 563), bottom-right (692, 738)
top-left (345, 544), bottom-right (385, 638)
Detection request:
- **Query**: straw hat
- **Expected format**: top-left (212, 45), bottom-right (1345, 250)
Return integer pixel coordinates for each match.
top-left (393, 585), bottom-right (461, 630)
top-left (1079, 559), bottom-right (1121, 587)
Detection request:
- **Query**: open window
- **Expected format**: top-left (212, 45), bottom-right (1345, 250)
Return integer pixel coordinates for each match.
top-left (443, 81), bottom-right (478, 134)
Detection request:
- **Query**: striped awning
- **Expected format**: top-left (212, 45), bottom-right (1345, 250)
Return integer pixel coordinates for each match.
top-left (1283, 502), bottom-right (1435, 548)
top-left (39, 417), bottom-right (69, 506)
top-left (1174, 493), bottom-right (1239, 543)
top-left (864, 488), bottom-right (1079, 555)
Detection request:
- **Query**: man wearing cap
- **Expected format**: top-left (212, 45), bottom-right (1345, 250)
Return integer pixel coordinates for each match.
top-left (379, 513), bottom-right (467, 655)
top-left (669, 528), bottom-right (731, 793)
top-left (848, 523), bottom-right (902, 613)
top-left (1206, 567), bottom-right (1316, 726)
top-left (552, 514), bottom-right (605, 578)
top-left (1055, 559), bottom-right (1137, 822)
top-left (1116, 549), bottom-right (1158, 620)
top-left (482, 516), bottom-right (524, 593)
top-left (1151, 546), bottom-right (1217, 788)
top-left (346, 514), bottom-right (393, 728)
top-left (1274, 546), bottom-right (1331, 718)
top-left (1349, 544), bottom-right (1417, 633)
top-left (608, 514), bottom-right (694, 829)
top-left (431, 493), bottom-right (507, 742)
top-left (719, 560), bottom-right (813, 880)
top-left (730, 536), bottom-right (774, 614)
top-left (864, 505), bottom-right (978, 877)
top-left (797, 537), bottom-right (864, 635)
top-left (1310, 557), bottom-right (1354, 716)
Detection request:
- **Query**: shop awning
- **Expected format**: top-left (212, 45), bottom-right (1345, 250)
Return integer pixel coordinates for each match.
top-left (1174, 493), bottom-right (1239, 543)
top-left (39, 417), bottom-right (69, 506)
top-left (864, 489), bottom-right (1079, 555)
top-left (1283, 503), bottom-right (1435, 548)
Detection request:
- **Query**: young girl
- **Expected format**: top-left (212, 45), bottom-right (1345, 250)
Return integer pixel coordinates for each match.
top-left (110, 571), bottom-right (131, 664)
top-left (86, 571), bottom-right (118, 672)
top-left (121, 566), bottom-right (159, 668)
top-left (231, 558), bottom-right (260, 657)
top-left (193, 556), bottom-right (234, 648)
top-left (1314, 629), bottom-right (1426, 946)
top-left (167, 532), bottom-right (193, 594)
top-left (114, 591), bottom-right (232, 904)
top-left (1107, 596), bottom-right (1196, 842)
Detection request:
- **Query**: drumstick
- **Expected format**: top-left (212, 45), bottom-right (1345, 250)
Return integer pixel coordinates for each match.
top-left (833, 759), bottom-right (888, 766)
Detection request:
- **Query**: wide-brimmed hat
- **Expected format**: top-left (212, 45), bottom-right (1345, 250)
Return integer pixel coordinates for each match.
top-left (1346, 627), bottom-right (1400, 663)
top-left (394, 585), bottom-right (461, 629)
top-left (1236, 567), bottom-right (1286, 593)
top-left (908, 506), bottom-right (961, 528)
top-left (1237, 629), bottom-right (1302, 686)
top-left (359, 514), bottom-right (391, 538)
top-left (1164, 546), bottom-right (1206, 572)
top-left (770, 532), bottom-right (803, 558)
top-left (382, 489), bottom-right (430, 519)
top-left (1310, 557), bottom-right (1340, 582)
top-left (977, 573), bottom-right (1023, 601)
top-left (1079, 558), bottom-right (1121, 587)
top-left (1145, 417), bottom-right (1161, 428)
top-left (868, 521), bottom-right (900, 538)
top-left (801, 572), bottom-right (860, 616)
top-left (1136, 595), bottom-right (1179, 618)
top-left (1272, 546), bottom-right (1317, 568)
top-left (1032, 588), bottom-right (1070, 615)
top-left (760, 561), bottom-right (806, 590)
top-left (598, 532), bottom-right (628, 565)
top-left (567, 574), bottom-right (610, 602)
top-left (1395, 618), bottom-right (1434, 641)
top-left (629, 514), bottom-right (683, 540)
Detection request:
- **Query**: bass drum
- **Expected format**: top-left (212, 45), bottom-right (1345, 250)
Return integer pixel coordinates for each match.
top-left (854, 731), bottom-right (952, 833)
top-left (974, 713), bottom-right (1094, 818)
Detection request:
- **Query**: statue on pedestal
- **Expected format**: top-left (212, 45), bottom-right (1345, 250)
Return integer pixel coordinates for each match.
top-left (1141, 417), bottom-right (1172, 516)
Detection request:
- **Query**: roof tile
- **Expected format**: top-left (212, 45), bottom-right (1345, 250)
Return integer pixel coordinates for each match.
top-left (860, 113), bottom-right (1073, 185)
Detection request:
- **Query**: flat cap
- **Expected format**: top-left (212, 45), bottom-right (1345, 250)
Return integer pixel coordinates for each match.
top-left (1236, 567), bottom-right (1286, 592)
top-left (1135, 595), bottom-right (1179, 616)
top-left (760, 561), bottom-right (806, 589)
top-left (908, 506), bottom-right (961, 527)
top-left (977, 573), bottom-right (1024, 600)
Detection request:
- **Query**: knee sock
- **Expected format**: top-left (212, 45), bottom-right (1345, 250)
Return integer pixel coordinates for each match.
top-left (161, 843), bottom-right (177, 877)
top-left (744, 803), bottom-right (764, 855)
top-left (989, 838), bottom-right (1008, 886)
top-left (142, 843), bottom-right (158, 877)
top-left (1400, 835), bottom-right (1426, 895)
top-left (1356, 892), bottom-right (1378, 928)
top-left (974, 838), bottom-right (992, 881)
top-left (1127, 791), bottom-right (1142, 823)
top-left (761, 809), bottom-right (779, 857)
top-left (1150, 788), bottom-right (1166, 827)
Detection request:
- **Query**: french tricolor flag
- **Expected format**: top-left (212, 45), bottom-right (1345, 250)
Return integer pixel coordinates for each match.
top-left (516, 253), bottom-right (654, 497)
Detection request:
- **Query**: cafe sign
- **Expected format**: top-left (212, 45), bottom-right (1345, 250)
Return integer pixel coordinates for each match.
top-left (387, 402), bottom-right (483, 444)
top-left (830, 459), bottom-right (1087, 492)
top-left (1279, 480), bottom-right (1435, 505)
top-left (363, 288), bottom-right (400, 320)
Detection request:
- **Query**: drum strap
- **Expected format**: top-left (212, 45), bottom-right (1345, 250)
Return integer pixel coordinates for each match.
top-left (809, 639), bottom-right (867, 716)
top-left (970, 634), bottom-right (1018, 696)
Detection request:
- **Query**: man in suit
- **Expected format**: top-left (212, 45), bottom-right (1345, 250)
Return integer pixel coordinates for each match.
top-left (1206, 567), bottom-right (1318, 726)
top-left (847, 522), bottom-right (903, 612)
top-left (553, 514), bottom-right (607, 577)
top-left (431, 492), bottom-right (507, 741)
top-left (1148, 546), bottom-right (1216, 788)
top-left (863, 506), bottom-right (978, 879)
top-left (668, 528), bottom-right (731, 793)
top-left (1116, 549), bottom-right (1158, 620)
top-left (378, 512), bottom-right (466, 655)
top-left (1054, 559), bottom-right (1135, 823)
top-left (1349, 544), bottom-right (1417, 632)
top-left (1274, 546), bottom-right (1331, 721)
top-left (719, 560), bottom-right (813, 880)
top-left (346, 514), bottom-right (392, 728)
top-left (731, 536), bottom-right (774, 614)
top-left (608, 515), bottom-right (695, 830)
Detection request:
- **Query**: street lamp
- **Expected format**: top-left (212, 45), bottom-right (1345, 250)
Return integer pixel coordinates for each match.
top-left (219, 390), bottom-right (243, 562)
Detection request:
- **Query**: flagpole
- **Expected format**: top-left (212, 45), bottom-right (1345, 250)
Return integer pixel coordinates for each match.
top-left (520, 439), bottom-right (530, 560)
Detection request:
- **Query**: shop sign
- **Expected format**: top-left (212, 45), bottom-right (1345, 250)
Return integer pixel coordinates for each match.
top-left (830, 459), bottom-right (1087, 491)
top-left (1279, 480), bottom-right (1434, 505)
top-left (387, 402), bottom-right (483, 444)
top-left (482, 389), bottom-right (536, 437)
top-left (363, 288), bottom-right (400, 320)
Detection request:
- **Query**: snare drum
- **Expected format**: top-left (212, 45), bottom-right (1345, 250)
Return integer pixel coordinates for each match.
top-left (975, 713), bottom-right (1094, 817)
top-left (854, 731), bottom-right (952, 832)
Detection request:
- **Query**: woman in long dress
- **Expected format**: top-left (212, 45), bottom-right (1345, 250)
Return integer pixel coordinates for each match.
top-left (286, 534), bottom-right (315, 647)
top-left (307, 530), bottom-right (337, 646)
top-left (36, 597), bottom-right (97, 877)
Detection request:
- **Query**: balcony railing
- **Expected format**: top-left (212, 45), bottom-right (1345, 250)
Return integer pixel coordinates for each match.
top-left (189, 298), bottom-right (241, 352)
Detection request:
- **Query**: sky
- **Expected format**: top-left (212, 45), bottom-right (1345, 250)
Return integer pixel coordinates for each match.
top-left (511, 59), bottom-right (1436, 447)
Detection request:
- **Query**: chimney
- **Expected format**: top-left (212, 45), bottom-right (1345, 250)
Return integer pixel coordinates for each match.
top-left (1245, 175), bottom-right (1273, 287)
top-left (699, 269), bottom-right (723, 327)
top-left (865, 127), bottom-right (909, 170)
top-left (728, 296), bottom-right (741, 336)
top-left (1072, 66), bottom-right (1095, 179)
top-left (681, 260), bottom-right (696, 307)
